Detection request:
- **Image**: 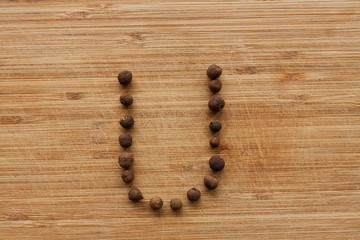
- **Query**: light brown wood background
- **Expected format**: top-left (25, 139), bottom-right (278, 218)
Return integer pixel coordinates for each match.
top-left (0, 0), bottom-right (359, 239)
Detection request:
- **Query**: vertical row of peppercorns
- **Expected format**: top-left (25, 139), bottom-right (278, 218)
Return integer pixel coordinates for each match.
top-left (205, 64), bottom-right (225, 189)
top-left (117, 70), bottom-right (181, 211)
top-left (118, 71), bottom-right (144, 202)
top-left (185, 64), bottom-right (226, 203)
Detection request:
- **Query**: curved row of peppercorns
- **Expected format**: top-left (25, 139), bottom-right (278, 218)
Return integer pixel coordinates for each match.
top-left (118, 66), bottom-right (226, 211)
top-left (206, 64), bottom-right (225, 191)
top-left (118, 70), bottom-right (182, 211)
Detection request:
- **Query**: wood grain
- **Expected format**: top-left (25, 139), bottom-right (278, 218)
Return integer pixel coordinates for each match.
top-left (0, 0), bottom-right (360, 239)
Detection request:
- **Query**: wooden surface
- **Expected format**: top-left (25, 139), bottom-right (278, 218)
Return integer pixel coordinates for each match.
top-left (0, 0), bottom-right (360, 239)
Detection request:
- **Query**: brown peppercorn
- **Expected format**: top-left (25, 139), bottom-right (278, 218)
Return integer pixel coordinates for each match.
top-left (204, 175), bottom-right (219, 190)
top-left (118, 70), bottom-right (132, 85)
top-left (150, 196), bottom-right (163, 210)
top-left (121, 169), bottom-right (134, 184)
top-left (209, 121), bottom-right (222, 132)
top-left (208, 79), bottom-right (222, 93)
top-left (118, 152), bottom-right (134, 169)
top-left (209, 155), bottom-right (225, 171)
top-left (128, 187), bottom-right (143, 202)
top-left (120, 93), bottom-right (133, 107)
top-left (208, 95), bottom-right (225, 112)
top-left (119, 133), bottom-right (132, 148)
top-left (187, 188), bottom-right (201, 202)
top-left (207, 64), bottom-right (222, 80)
top-left (120, 115), bottom-right (134, 129)
top-left (210, 136), bottom-right (220, 148)
top-left (170, 198), bottom-right (182, 211)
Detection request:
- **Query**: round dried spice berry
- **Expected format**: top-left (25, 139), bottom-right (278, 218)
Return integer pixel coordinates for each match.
top-left (118, 152), bottom-right (134, 169)
top-left (187, 188), bottom-right (201, 202)
top-left (119, 133), bottom-right (132, 148)
top-left (128, 187), bottom-right (143, 202)
top-left (150, 196), bottom-right (163, 210)
top-left (209, 121), bottom-right (222, 132)
top-left (208, 79), bottom-right (222, 93)
top-left (120, 93), bottom-right (133, 107)
top-left (121, 169), bottom-right (134, 184)
top-left (170, 198), bottom-right (182, 211)
top-left (204, 175), bottom-right (219, 190)
top-left (210, 136), bottom-right (220, 148)
top-left (120, 115), bottom-right (134, 129)
top-left (208, 95), bottom-right (225, 112)
top-left (118, 70), bottom-right (132, 85)
top-left (209, 155), bottom-right (225, 171)
top-left (207, 64), bottom-right (222, 80)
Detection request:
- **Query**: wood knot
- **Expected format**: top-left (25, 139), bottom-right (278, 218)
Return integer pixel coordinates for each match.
top-left (87, 3), bottom-right (111, 11)
top-left (7, 213), bottom-right (29, 221)
top-left (0, 116), bottom-right (23, 124)
top-left (94, 121), bottom-right (106, 129)
top-left (65, 11), bottom-right (89, 20)
top-left (219, 143), bottom-right (231, 152)
top-left (282, 73), bottom-right (305, 82)
top-left (281, 51), bottom-right (298, 59)
top-left (66, 92), bottom-right (83, 100)
top-left (182, 164), bottom-right (195, 172)
top-left (130, 32), bottom-right (144, 41)
top-left (236, 66), bottom-right (257, 74)
top-left (255, 193), bottom-right (272, 200)
top-left (294, 94), bottom-right (308, 102)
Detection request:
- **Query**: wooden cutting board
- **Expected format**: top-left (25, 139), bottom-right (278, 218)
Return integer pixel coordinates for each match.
top-left (1, 1), bottom-right (359, 239)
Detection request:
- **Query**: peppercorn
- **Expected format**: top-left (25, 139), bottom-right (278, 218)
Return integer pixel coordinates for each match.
top-left (121, 169), bottom-right (134, 183)
top-left (150, 196), bottom-right (163, 210)
top-left (128, 187), bottom-right (143, 202)
top-left (118, 70), bottom-right (132, 85)
top-left (208, 79), bottom-right (222, 93)
top-left (119, 133), bottom-right (132, 148)
top-left (209, 155), bottom-right (225, 171)
top-left (204, 175), bottom-right (219, 190)
top-left (210, 136), bottom-right (220, 148)
top-left (118, 152), bottom-right (134, 169)
top-left (187, 188), bottom-right (201, 202)
top-left (120, 115), bottom-right (134, 129)
top-left (209, 121), bottom-right (222, 132)
top-left (170, 198), bottom-right (182, 211)
top-left (120, 93), bottom-right (133, 107)
top-left (208, 95), bottom-right (225, 112)
top-left (207, 64), bottom-right (222, 80)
